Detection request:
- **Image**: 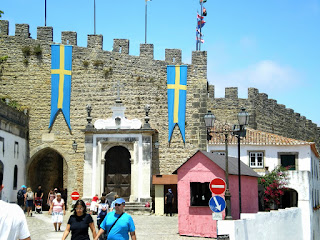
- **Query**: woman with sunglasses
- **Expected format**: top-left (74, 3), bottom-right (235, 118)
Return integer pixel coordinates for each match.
top-left (94, 198), bottom-right (136, 240)
top-left (62, 199), bottom-right (97, 240)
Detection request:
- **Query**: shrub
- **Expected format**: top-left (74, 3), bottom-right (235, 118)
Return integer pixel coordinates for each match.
top-left (93, 60), bottom-right (104, 67)
top-left (259, 166), bottom-right (289, 206)
top-left (33, 44), bottom-right (42, 56)
top-left (22, 46), bottom-right (31, 57)
top-left (0, 55), bottom-right (8, 64)
top-left (83, 60), bottom-right (89, 67)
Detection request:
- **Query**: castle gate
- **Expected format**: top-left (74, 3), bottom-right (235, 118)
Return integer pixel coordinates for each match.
top-left (27, 148), bottom-right (68, 209)
top-left (104, 146), bottom-right (131, 200)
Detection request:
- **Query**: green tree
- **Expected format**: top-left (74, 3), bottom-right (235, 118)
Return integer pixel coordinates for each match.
top-left (0, 10), bottom-right (3, 18)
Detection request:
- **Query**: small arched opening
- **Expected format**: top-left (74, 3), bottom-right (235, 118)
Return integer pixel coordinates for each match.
top-left (281, 188), bottom-right (298, 208)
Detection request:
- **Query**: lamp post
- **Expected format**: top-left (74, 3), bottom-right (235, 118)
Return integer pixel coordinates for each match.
top-left (233, 108), bottom-right (249, 215)
top-left (204, 107), bottom-right (249, 220)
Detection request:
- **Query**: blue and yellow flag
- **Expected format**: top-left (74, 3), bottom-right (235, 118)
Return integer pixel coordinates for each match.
top-left (167, 65), bottom-right (187, 143)
top-left (49, 45), bottom-right (72, 130)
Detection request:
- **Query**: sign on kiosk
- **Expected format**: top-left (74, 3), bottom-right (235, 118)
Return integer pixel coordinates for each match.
top-left (209, 177), bottom-right (226, 195)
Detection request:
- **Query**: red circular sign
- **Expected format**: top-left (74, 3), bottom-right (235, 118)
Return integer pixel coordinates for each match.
top-left (71, 191), bottom-right (80, 200)
top-left (209, 178), bottom-right (226, 195)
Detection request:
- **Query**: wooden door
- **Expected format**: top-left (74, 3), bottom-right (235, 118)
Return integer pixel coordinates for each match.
top-left (104, 146), bottom-right (131, 201)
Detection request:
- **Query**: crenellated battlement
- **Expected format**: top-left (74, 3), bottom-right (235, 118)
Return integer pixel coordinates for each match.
top-left (208, 85), bottom-right (320, 149)
top-left (0, 20), bottom-right (206, 66)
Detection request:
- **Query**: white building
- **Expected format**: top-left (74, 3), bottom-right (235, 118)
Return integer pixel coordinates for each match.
top-left (0, 101), bottom-right (28, 203)
top-left (208, 127), bottom-right (320, 240)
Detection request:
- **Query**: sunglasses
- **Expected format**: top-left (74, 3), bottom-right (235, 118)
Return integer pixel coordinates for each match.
top-left (115, 203), bottom-right (124, 206)
top-left (75, 207), bottom-right (84, 211)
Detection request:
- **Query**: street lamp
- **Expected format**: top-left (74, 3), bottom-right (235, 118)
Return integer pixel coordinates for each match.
top-left (204, 107), bottom-right (249, 220)
top-left (233, 107), bottom-right (249, 215)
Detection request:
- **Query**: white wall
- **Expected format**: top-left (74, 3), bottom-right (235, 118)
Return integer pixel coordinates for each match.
top-left (0, 130), bottom-right (27, 203)
top-left (209, 144), bottom-right (312, 172)
top-left (218, 208), bottom-right (303, 240)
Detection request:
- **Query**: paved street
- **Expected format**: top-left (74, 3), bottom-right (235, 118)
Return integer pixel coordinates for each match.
top-left (26, 211), bottom-right (213, 240)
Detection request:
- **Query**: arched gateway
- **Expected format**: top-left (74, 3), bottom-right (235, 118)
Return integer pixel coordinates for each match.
top-left (27, 147), bottom-right (68, 210)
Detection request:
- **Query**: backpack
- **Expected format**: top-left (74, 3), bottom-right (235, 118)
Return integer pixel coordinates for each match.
top-left (17, 189), bottom-right (24, 199)
top-left (98, 209), bottom-right (107, 222)
top-left (26, 192), bottom-right (34, 200)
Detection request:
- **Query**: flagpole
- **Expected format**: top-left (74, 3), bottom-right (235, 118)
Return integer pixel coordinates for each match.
top-left (94, 0), bottom-right (96, 35)
top-left (145, 0), bottom-right (147, 44)
top-left (199, 1), bottom-right (202, 51)
top-left (45, 0), bottom-right (47, 26)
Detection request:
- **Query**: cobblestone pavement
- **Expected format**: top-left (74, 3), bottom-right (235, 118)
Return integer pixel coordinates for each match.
top-left (26, 211), bottom-right (213, 240)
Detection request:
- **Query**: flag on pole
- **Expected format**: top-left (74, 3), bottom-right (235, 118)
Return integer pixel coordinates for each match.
top-left (197, 20), bottom-right (206, 28)
top-left (197, 13), bottom-right (204, 20)
top-left (167, 65), bottom-right (188, 143)
top-left (49, 44), bottom-right (73, 130)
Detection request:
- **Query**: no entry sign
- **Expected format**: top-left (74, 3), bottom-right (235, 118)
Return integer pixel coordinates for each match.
top-left (71, 191), bottom-right (80, 200)
top-left (209, 178), bottom-right (226, 195)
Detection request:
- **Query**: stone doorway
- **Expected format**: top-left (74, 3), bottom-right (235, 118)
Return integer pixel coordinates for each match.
top-left (104, 146), bottom-right (131, 201)
top-left (28, 148), bottom-right (68, 210)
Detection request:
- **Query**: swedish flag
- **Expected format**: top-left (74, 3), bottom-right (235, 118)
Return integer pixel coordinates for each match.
top-left (167, 65), bottom-right (187, 143)
top-left (49, 45), bottom-right (72, 130)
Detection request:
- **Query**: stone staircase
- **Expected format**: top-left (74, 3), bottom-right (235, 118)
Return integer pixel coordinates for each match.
top-left (124, 202), bottom-right (153, 215)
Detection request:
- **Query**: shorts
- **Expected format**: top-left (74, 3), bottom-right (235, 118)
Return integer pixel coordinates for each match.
top-left (26, 200), bottom-right (33, 207)
top-left (52, 212), bottom-right (63, 223)
top-left (18, 198), bottom-right (25, 207)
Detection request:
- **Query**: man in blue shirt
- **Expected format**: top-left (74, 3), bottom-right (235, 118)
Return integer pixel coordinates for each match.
top-left (94, 198), bottom-right (136, 240)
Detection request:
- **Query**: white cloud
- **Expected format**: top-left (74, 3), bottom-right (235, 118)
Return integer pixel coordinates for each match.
top-left (208, 60), bottom-right (301, 98)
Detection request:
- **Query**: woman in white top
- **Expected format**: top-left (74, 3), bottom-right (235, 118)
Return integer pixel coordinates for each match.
top-left (48, 193), bottom-right (65, 231)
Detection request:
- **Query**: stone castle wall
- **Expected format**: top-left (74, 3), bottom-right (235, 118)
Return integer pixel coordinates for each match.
top-left (208, 85), bottom-right (320, 150)
top-left (0, 20), bottom-right (208, 195)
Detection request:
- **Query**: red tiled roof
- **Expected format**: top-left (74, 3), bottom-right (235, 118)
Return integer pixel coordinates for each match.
top-left (209, 125), bottom-right (319, 157)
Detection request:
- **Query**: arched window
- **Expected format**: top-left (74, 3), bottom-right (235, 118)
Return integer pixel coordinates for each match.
top-left (13, 165), bottom-right (18, 189)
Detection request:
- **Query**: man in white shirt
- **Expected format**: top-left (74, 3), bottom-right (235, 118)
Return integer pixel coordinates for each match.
top-left (0, 172), bottom-right (31, 240)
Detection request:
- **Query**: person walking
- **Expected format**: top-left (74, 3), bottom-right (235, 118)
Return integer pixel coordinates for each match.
top-left (35, 185), bottom-right (43, 199)
top-left (165, 189), bottom-right (174, 216)
top-left (48, 192), bottom-right (65, 232)
top-left (47, 189), bottom-right (55, 208)
top-left (94, 198), bottom-right (136, 240)
top-left (90, 194), bottom-right (99, 215)
top-left (109, 194), bottom-right (119, 212)
top-left (61, 199), bottom-right (97, 240)
top-left (0, 172), bottom-right (31, 240)
top-left (96, 196), bottom-right (109, 240)
top-left (26, 187), bottom-right (34, 217)
top-left (17, 185), bottom-right (27, 211)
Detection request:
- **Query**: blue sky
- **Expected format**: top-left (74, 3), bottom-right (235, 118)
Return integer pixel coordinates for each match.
top-left (1, 0), bottom-right (320, 125)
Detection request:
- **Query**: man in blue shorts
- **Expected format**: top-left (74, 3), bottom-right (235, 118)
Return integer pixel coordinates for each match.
top-left (94, 198), bottom-right (136, 240)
